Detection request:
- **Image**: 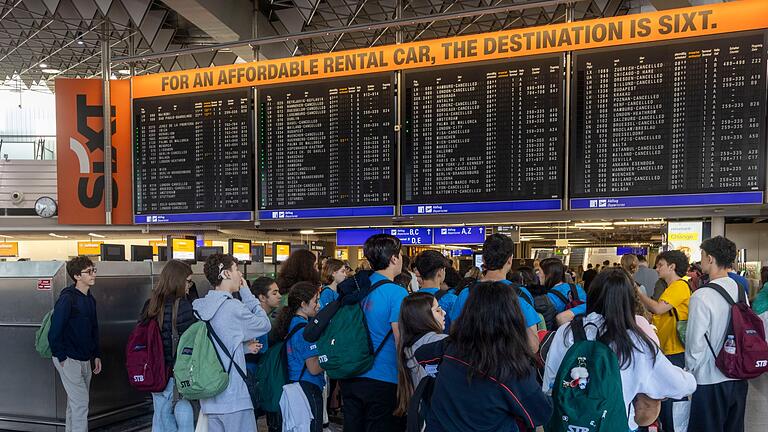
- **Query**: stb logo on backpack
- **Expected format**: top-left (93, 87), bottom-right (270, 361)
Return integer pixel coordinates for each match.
top-left (567, 426), bottom-right (591, 432)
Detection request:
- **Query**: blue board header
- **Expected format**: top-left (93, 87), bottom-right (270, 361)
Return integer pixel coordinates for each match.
top-left (336, 229), bottom-right (385, 246)
top-left (259, 206), bottom-right (395, 220)
top-left (570, 191), bottom-right (763, 210)
top-left (336, 226), bottom-right (489, 246)
top-left (401, 199), bottom-right (562, 215)
top-left (134, 211), bottom-right (253, 224)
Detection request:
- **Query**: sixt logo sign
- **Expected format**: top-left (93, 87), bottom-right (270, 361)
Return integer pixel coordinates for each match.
top-left (69, 94), bottom-right (120, 210)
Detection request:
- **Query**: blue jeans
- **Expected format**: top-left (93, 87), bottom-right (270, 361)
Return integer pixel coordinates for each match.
top-left (152, 377), bottom-right (195, 432)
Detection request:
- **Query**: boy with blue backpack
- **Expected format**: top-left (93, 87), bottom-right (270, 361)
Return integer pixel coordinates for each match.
top-left (192, 254), bottom-right (272, 431)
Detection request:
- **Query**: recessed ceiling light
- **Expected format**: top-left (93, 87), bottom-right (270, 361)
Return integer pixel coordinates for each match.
top-left (299, 230), bottom-right (315, 235)
top-left (49, 233), bottom-right (68, 238)
top-left (42, 68), bottom-right (61, 74)
top-left (77, 40), bottom-right (84, 45)
top-left (117, 69), bottom-right (131, 75)
top-left (39, 63), bottom-right (47, 68)
top-left (87, 233), bottom-right (106, 238)
top-left (0, 234), bottom-right (14, 239)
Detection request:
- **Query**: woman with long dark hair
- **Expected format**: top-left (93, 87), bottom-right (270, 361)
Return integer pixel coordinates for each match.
top-left (414, 281), bottom-right (552, 431)
top-left (395, 292), bottom-right (447, 417)
top-left (141, 260), bottom-right (197, 432)
top-left (542, 268), bottom-right (696, 431)
top-left (541, 257), bottom-right (588, 326)
top-left (276, 249), bottom-right (321, 300)
top-left (275, 281), bottom-right (324, 432)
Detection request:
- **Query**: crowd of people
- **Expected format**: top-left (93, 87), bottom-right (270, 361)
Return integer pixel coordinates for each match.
top-left (43, 232), bottom-right (768, 432)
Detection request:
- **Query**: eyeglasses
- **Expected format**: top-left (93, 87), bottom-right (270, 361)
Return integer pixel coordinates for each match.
top-left (81, 268), bottom-right (97, 275)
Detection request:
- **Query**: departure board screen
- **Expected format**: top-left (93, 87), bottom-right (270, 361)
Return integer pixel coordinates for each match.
top-left (401, 57), bottom-right (564, 216)
top-left (258, 74), bottom-right (396, 219)
top-left (571, 33), bottom-right (767, 210)
top-left (133, 89), bottom-right (254, 223)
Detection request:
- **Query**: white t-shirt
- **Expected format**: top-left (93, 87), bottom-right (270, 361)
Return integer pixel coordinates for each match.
top-left (542, 312), bottom-right (696, 430)
top-left (685, 276), bottom-right (746, 385)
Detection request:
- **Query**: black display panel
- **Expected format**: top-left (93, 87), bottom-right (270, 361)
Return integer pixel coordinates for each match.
top-left (133, 89), bottom-right (254, 223)
top-left (257, 74), bottom-right (396, 220)
top-left (570, 33), bottom-right (767, 209)
top-left (401, 57), bottom-right (564, 215)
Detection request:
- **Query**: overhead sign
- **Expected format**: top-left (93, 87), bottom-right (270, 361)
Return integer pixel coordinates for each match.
top-left (667, 221), bottom-right (704, 262)
top-left (388, 228), bottom-right (433, 245)
top-left (433, 227), bottom-right (486, 245)
top-left (0, 242), bottom-right (19, 257)
top-left (336, 229), bottom-right (385, 247)
top-left (77, 241), bottom-right (103, 256)
top-left (132, 0), bottom-right (768, 98)
top-left (55, 79), bottom-right (133, 224)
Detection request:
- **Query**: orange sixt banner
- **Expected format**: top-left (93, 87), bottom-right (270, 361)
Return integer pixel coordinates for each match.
top-left (132, 0), bottom-right (768, 98)
top-left (55, 79), bottom-right (133, 224)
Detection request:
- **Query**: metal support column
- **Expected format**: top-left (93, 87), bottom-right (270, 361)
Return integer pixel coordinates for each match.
top-left (252, 2), bottom-right (260, 61)
top-left (563, 2), bottom-right (574, 210)
top-left (101, 22), bottom-right (113, 225)
top-left (394, 0), bottom-right (403, 218)
top-left (128, 24), bottom-right (135, 76)
top-left (711, 216), bottom-right (726, 238)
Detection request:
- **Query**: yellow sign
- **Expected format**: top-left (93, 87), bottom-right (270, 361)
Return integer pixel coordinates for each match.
top-left (0, 242), bottom-right (19, 257)
top-left (204, 240), bottom-right (213, 247)
top-left (275, 244), bottom-right (291, 262)
top-left (132, 0), bottom-right (768, 98)
top-left (335, 248), bottom-right (349, 260)
top-left (232, 241), bottom-right (251, 262)
top-left (171, 238), bottom-right (195, 260)
top-left (149, 240), bottom-right (167, 255)
top-left (78, 241), bottom-right (103, 256)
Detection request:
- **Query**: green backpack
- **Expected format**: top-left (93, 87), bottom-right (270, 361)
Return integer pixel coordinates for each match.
top-left (35, 310), bottom-right (54, 358)
top-left (174, 315), bottom-right (247, 400)
top-left (255, 322), bottom-right (306, 412)
top-left (546, 316), bottom-right (628, 432)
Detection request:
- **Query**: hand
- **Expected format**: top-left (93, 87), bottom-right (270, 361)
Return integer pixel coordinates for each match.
top-left (246, 341), bottom-right (263, 354)
top-left (93, 358), bottom-right (102, 375)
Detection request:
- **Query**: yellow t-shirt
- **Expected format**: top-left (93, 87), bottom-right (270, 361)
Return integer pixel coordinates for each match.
top-left (652, 279), bottom-right (691, 355)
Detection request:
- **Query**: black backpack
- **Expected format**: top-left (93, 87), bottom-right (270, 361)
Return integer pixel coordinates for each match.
top-left (527, 284), bottom-right (579, 330)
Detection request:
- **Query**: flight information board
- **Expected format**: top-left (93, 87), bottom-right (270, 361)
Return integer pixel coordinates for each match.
top-left (133, 89), bottom-right (254, 223)
top-left (258, 74), bottom-right (396, 219)
top-left (401, 57), bottom-right (564, 215)
top-left (571, 33), bottom-right (767, 210)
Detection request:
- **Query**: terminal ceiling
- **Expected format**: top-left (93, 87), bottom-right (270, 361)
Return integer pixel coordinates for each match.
top-left (0, 0), bottom-right (727, 91)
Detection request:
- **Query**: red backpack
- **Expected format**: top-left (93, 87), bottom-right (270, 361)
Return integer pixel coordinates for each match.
top-left (125, 299), bottom-right (179, 392)
top-left (703, 282), bottom-right (768, 380)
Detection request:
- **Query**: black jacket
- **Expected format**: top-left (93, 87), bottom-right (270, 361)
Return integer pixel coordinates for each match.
top-left (415, 339), bottom-right (552, 432)
top-left (142, 298), bottom-right (196, 365)
top-left (49, 285), bottom-right (100, 363)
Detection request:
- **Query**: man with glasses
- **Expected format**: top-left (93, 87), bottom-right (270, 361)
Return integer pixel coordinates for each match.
top-left (48, 256), bottom-right (102, 432)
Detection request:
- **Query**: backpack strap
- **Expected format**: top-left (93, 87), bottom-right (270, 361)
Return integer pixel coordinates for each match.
top-left (568, 283), bottom-right (580, 302)
top-left (510, 284), bottom-right (533, 307)
top-left (434, 289), bottom-right (448, 301)
top-left (700, 281), bottom-right (743, 359)
top-left (548, 288), bottom-right (570, 306)
top-left (570, 314), bottom-right (588, 343)
top-left (171, 298), bottom-right (181, 358)
top-left (204, 316), bottom-right (248, 383)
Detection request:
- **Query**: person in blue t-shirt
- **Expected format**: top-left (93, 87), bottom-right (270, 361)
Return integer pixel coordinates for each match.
top-left (540, 257), bottom-right (588, 327)
top-left (276, 281), bottom-right (324, 432)
top-left (243, 276), bottom-right (281, 425)
top-left (319, 258), bottom-right (346, 309)
top-left (340, 234), bottom-right (409, 432)
top-left (450, 233), bottom-right (541, 352)
top-left (726, 266), bottom-right (750, 296)
top-left (414, 250), bottom-right (458, 331)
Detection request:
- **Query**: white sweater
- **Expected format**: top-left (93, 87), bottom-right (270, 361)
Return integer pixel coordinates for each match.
top-left (542, 312), bottom-right (697, 430)
top-left (685, 277), bottom-right (746, 385)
